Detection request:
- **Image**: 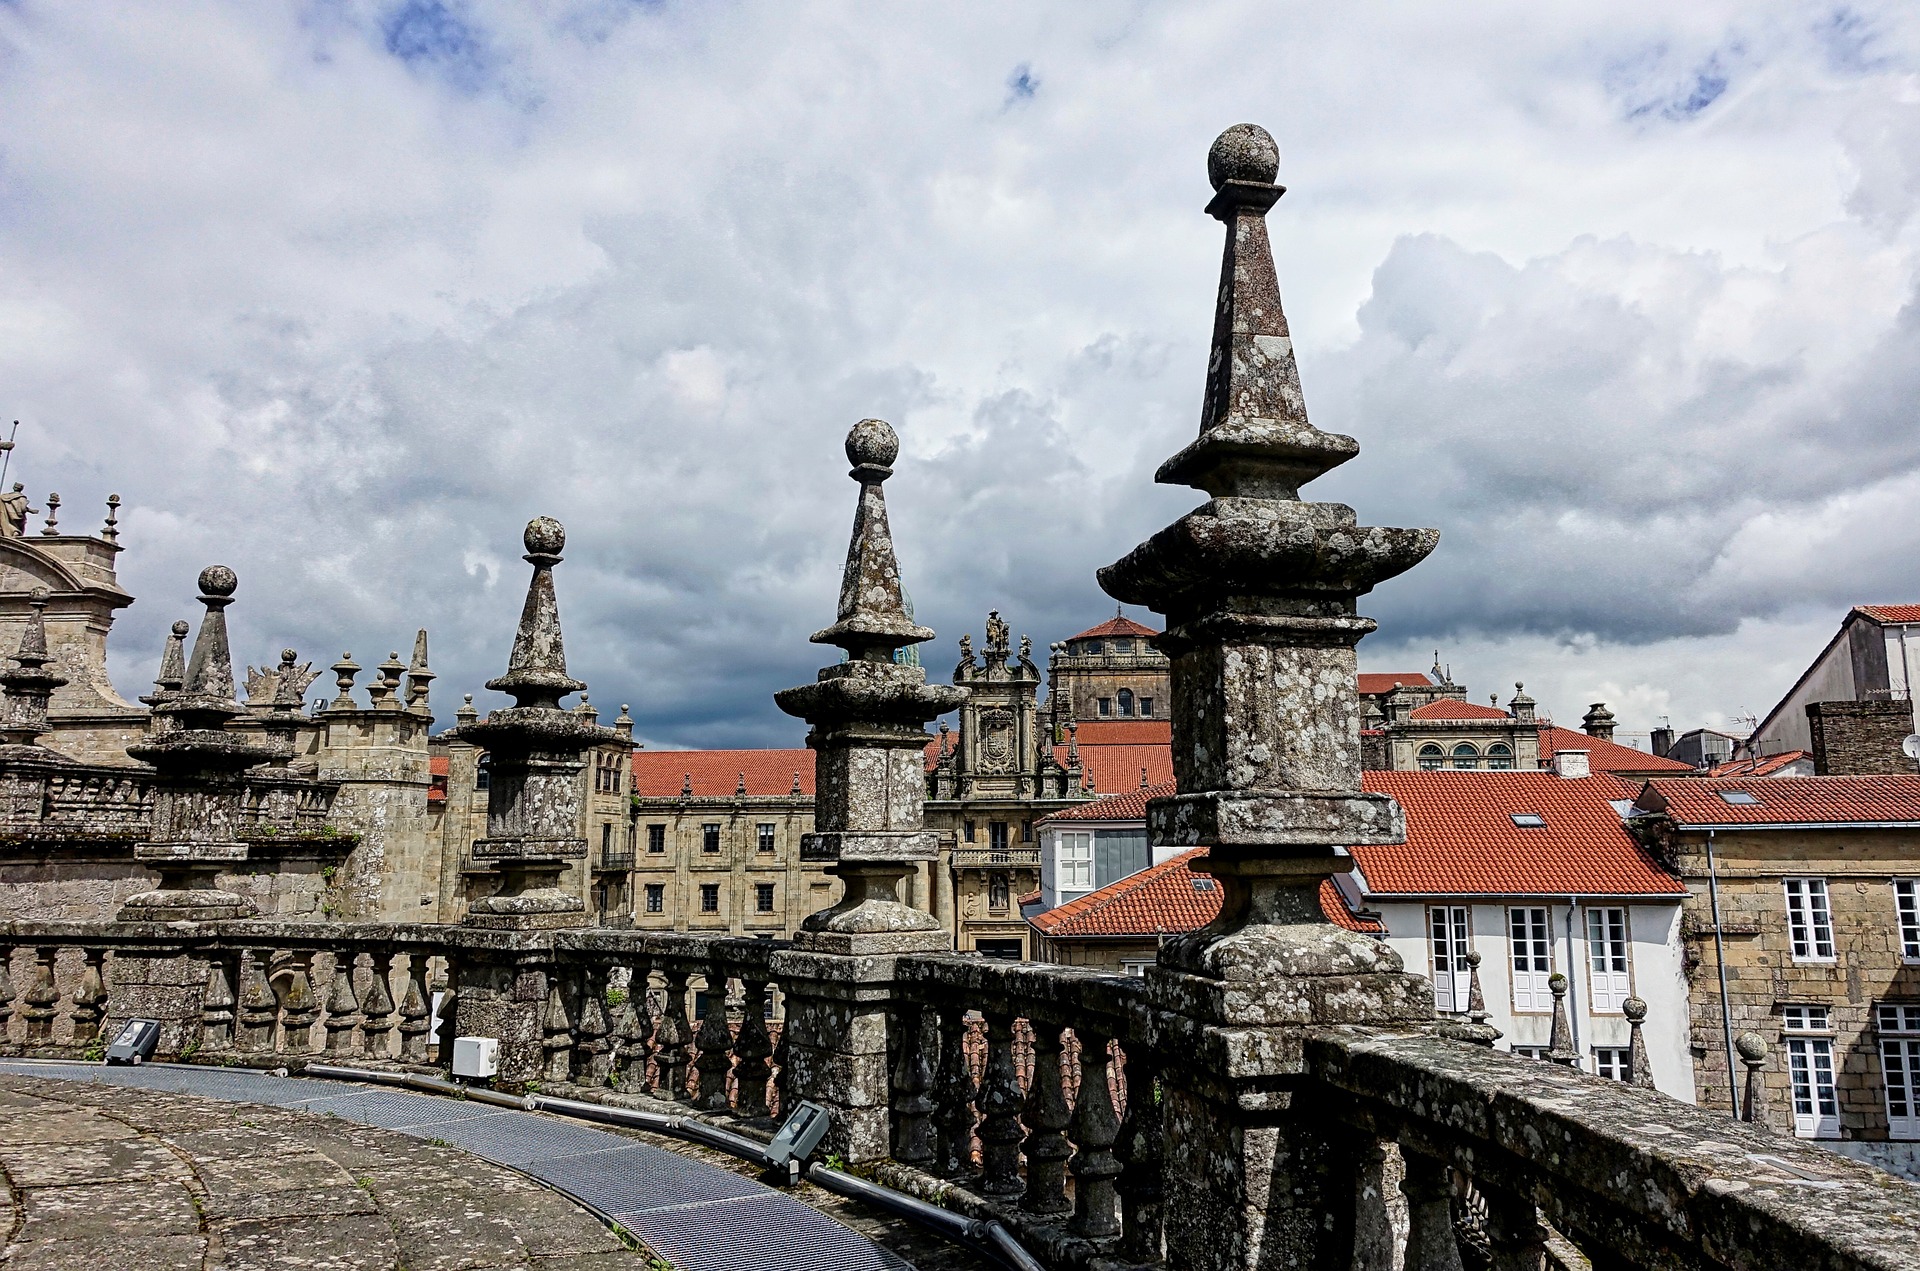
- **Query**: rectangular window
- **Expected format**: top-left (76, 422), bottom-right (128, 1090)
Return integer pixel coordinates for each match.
top-left (755, 883), bottom-right (775, 913)
top-left (1785, 1005), bottom-right (1839, 1138)
top-left (975, 939), bottom-right (1022, 960)
top-left (1593, 1048), bottom-right (1632, 1081)
top-left (702, 823), bottom-right (721, 854)
top-left (1427, 905), bottom-right (1472, 1013)
top-left (1586, 907), bottom-right (1631, 1013)
top-left (1058, 831), bottom-right (1094, 893)
top-left (601, 823), bottom-right (612, 852)
top-left (648, 824), bottom-right (665, 854)
top-left (1784, 878), bottom-right (1836, 962)
top-left (644, 884), bottom-right (664, 914)
top-left (699, 883), bottom-right (720, 913)
top-left (989, 821), bottom-right (1009, 854)
top-left (1510, 1045), bottom-right (1551, 1061)
top-left (757, 822), bottom-right (776, 853)
top-left (1898, 881), bottom-right (1920, 961)
top-left (1140, 697), bottom-right (1154, 717)
top-left (1122, 960), bottom-right (1153, 979)
top-left (1509, 907), bottom-right (1553, 1012)
top-left (1097, 697), bottom-right (1112, 717)
top-left (964, 819), bottom-right (976, 844)
top-left (1882, 1004), bottom-right (1920, 1140)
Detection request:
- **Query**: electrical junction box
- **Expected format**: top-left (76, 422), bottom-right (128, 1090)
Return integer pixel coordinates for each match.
top-left (766, 1100), bottom-right (833, 1169)
top-left (451, 1036), bottom-right (499, 1079)
top-left (105, 1019), bottom-right (161, 1066)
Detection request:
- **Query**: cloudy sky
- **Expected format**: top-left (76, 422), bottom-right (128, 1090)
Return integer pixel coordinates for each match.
top-left (6, 1), bottom-right (1918, 748)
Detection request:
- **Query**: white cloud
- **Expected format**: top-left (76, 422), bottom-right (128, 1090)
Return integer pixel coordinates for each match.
top-left (4, 0), bottom-right (1919, 745)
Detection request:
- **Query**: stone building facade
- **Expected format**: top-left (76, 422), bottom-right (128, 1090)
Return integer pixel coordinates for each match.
top-left (1041, 614), bottom-right (1168, 741)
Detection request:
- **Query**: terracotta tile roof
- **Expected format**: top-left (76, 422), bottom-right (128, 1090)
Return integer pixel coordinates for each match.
top-left (1322, 878), bottom-right (1386, 933)
top-left (1408, 698), bottom-right (1510, 721)
top-left (1538, 724), bottom-right (1693, 774)
top-left (1056, 744), bottom-right (1175, 796)
top-left (1636, 775), bottom-right (1920, 827)
top-left (1068, 615), bottom-right (1160, 641)
top-left (430, 755), bottom-right (449, 776)
top-left (1037, 781), bottom-right (1178, 825)
top-left (1029, 849), bottom-right (1379, 938)
top-left (1706, 751), bottom-right (1813, 779)
top-left (632, 749), bottom-right (814, 798)
top-left (428, 753), bottom-right (449, 805)
top-left (1858, 604), bottom-right (1920, 624)
top-left (1349, 771), bottom-right (1686, 898)
top-left (1358, 672), bottom-right (1434, 696)
top-left (1069, 720), bottom-right (1172, 746)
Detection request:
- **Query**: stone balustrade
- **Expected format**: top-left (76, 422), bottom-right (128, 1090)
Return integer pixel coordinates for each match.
top-left (2, 760), bottom-right (343, 842)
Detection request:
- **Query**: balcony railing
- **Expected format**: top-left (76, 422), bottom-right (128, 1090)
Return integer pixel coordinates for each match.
top-left (951, 847), bottom-right (1041, 870)
top-left (596, 851), bottom-right (636, 872)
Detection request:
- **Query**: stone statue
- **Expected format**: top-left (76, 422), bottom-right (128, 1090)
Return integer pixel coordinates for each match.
top-left (0, 484), bottom-right (35, 538)
top-left (984, 610), bottom-right (1010, 653)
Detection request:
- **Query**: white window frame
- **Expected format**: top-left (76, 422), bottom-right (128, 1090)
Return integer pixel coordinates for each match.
top-left (1897, 881), bottom-right (1920, 962)
top-left (1586, 907), bottom-right (1632, 1014)
top-left (1057, 831), bottom-right (1094, 893)
top-left (1509, 906), bottom-right (1553, 1012)
top-left (1784, 878), bottom-right (1836, 963)
top-left (1881, 1004), bottom-right (1920, 1141)
top-left (757, 822), bottom-right (776, 853)
top-left (1428, 905), bottom-right (1472, 1013)
top-left (1510, 1045), bottom-right (1551, 1061)
top-left (1785, 1005), bottom-right (1840, 1139)
top-left (1593, 1047), bottom-right (1631, 1081)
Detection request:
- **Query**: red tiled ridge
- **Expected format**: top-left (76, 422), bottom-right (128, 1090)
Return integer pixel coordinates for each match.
top-left (1030, 849), bottom-right (1219, 937)
top-left (1350, 771), bottom-right (1685, 897)
top-left (1707, 751), bottom-right (1811, 779)
top-left (1637, 775), bottom-right (1920, 827)
top-left (1037, 781), bottom-right (1178, 825)
top-left (1859, 604), bottom-right (1920, 624)
top-left (1068, 615), bottom-right (1160, 641)
top-left (1409, 699), bottom-right (1510, 720)
top-left (633, 749), bottom-right (814, 798)
top-left (1538, 725), bottom-right (1692, 774)
top-left (1358, 672), bottom-right (1434, 696)
top-left (1070, 720), bottom-right (1172, 746)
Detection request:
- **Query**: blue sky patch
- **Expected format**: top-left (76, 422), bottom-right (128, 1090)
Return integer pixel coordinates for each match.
top-left (382, 0), bottom-right (492, 90)
top-left (1004, 62), bottom-right (1039, 107)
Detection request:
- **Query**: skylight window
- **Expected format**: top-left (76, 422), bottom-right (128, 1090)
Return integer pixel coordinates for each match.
top-left (1192, 878), bottom-right (1216, 892)
top-left (1718, 790), bottom-right (1761, 805)
top-left (1510, 813), bottom-right (1546, 828)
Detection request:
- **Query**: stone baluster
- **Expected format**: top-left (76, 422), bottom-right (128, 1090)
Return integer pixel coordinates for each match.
top-left (1466, 950), bottom-right (1491, 1031)
top-left (890, 1003), bottom-right (937, 1168)
top-left (0, 944), bottom-right (14, 1042)
top-left (615, 961), bottom-right (653, 1091)
top-left (281, 956), bottom-right (321, 1052)
top-left (655, 968), bottom-right (694, 1101)
top-left (236, 950), bottom-right (277, 1051)
top-left (200, 955), bottom-right (238, 1053)
top-left (542, 974), bottom-right (573, 1083)
top-left (1738, 1032), bottom-right (1770, 1127)
top-left (770, 1002), bottom-right (791, 1120)
top-left (932, 1005), bottom-right (977, 1180)
top-left (1546, 974), bottom-right (1578, 1068)
top-left (572, 961), bottom-right (612, 1086)
top-left (432, 957), bottom-right (456, 1063)
top-left (1481, 1180), bottom-right (1549, 1271)
top-left (360, 949), bottom-right (398, 1061)
top-left (1623, 996), bottom-right (1654, 1086)
top-left (1019, 1018), bottom-right (1073, 1216)
top-left (325, 949), bottom-right (361, 1055)
top-left (1348, 1138), bottom-right (1398, 1271)
top-left (1069, 1029), bottom-right (1123, 1240)
top-left (732, 978), bottom-right (775, 1119)
top-left (21, 947), bottom-right (57, 1043)
top-left (694, 968), bottom-right (736, 1111)
top-left (1115, 1049), bottom-right (1165, 1263)
top-left (1401, 1151), bottom-right (1466, 1271)
top-left (70, 949), bottom-right (107, 1045)
top-left (398, 953), bottom-right (432, 1062)
top-left (975, 1010), bottom-right (1025, 1200)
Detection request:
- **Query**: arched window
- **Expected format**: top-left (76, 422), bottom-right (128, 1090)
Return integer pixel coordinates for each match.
top-left (1450, 742), bottom-right (1480, 770)
top-left (1117, 689), bottom-right (1135, 717)
top-left (1418, 744), bottom-right (1445, 771)
top-left (1486, 742), bottom-right (1513, 770)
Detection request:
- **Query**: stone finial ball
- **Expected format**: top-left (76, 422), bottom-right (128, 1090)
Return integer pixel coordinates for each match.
top-left (198, 565), bottom-right (238, 597)
top-left (1622, 996), bottom-right (1648, 1022)
top-left (172, 620), bottom-right (191, 637)
top-left (281, 649), bottom-right (298, 664)
top-left (524, 516), bottom-right (566, 556)
top-left (1736, 1031), bottom-right (1769, 1063)
top-left (845, 418), bottom-right (899, 469)
top-left (1207, 123), bottom-right (1279, 190)
top-left (27, 586), bottom-right (47, 604)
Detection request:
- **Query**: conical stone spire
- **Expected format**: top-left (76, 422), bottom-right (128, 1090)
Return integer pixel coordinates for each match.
top-left (450, 517), bottom-right (627, 929)
top-left (405, 628), bottom-right (435, 713)
top-left (148, 620), bottom-right (190, 700)
top-left (775, 419), bottom-right (963, 954)
top-left (0, 588), bottom-right (70, 754)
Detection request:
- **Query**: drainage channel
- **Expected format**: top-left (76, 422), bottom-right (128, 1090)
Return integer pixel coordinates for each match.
top-left (0, 1059), bottom-right (914, 1271)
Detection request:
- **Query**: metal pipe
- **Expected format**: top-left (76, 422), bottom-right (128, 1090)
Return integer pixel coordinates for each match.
top-left (1704, 829), bottom-right (1740, 1115)
top-left (804, 1163), bottom-right (1046, 1271)
top-left (1563, 896), bottom-right (1583, 1064)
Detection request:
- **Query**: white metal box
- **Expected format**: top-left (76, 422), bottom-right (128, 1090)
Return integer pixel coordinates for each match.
top-left (451, 1035), bottom-right (499, 1079)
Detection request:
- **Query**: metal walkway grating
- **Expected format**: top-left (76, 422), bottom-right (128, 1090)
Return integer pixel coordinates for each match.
top-left (0, 1060), bottom-right (915, 1271)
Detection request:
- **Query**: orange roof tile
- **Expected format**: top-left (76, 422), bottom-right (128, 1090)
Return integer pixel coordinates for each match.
top-left (1057, 744), bottom-right (1174, 796)
top-left (1859, 605), bottom-right (1920, 624)
top-left (1037, 781), bottom-right (1178, 824)
top-left (1538, 724), bottom-right (1693, 774)
top-left (1358, 672), bottom-right (1434, 696)
top-left (1069, 720), bottom-right (1172, 746)
top-left (1636, 775), bottom-right (1920, 827)
top-left (1706, 751), bottom-right (1813, 779)
top-left (1322, 877), bottom-right (1386, 934)
top-left (430, 755), bottom-right (449, 776)
top-left (1068, 616), bottom-right (1160, 641)
top-left (633, 749), bottom-right (814, 798)
top-left (1029, 849), bottom-right (1379, 938)
top-left (1409, 699), bottom-right (1510, 721)
top-left (1350, 771), bottom-right (1685, 897)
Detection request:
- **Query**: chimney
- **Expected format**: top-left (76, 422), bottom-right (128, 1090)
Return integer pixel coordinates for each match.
top-left (1806, 699), bottom-right (1913, 776)
top-left (1649, 724), bottom-right (1675, 758)
top-left (1551, 749), bottom-right (1590, 779)
top-left (1581, 702), bottom-right (1617, 742)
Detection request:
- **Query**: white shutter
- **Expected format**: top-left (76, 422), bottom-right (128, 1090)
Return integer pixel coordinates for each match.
top-left (1586, 907), bottom-right (1631, 1013)
top-left (1429, 906), bottom-right (1471, 1012)
top-left (1509, 907), bottom-right (1552, 1012)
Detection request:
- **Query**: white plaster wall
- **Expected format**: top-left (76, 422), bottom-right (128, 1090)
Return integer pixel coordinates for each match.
top-left (1756, 638), bottom-right (1855, 756)
top-left (1885, 627), bottom-right (1920, 734)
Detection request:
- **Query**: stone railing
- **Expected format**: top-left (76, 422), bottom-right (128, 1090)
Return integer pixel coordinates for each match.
top-left (1, 762), bottom-right (343, 842)
top-left (950, 847), bottom-right (1042, 869)
top-left (3, 919), bottom-right (1916, 1271)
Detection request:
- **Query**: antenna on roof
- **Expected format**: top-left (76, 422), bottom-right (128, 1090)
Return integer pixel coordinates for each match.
top-left (0, 420), bottom-right (18, 488)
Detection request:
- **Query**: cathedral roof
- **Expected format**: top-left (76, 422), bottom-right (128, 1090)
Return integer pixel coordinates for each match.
top-left (1357, 672), bottom-right (1435, 696)
top-left (1069, 720), bottom-right (1170, 746)
top-left (1408, 698), bottom-right (1509, 720)
top-left (1067, 615), bottom-right (1159, 641)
